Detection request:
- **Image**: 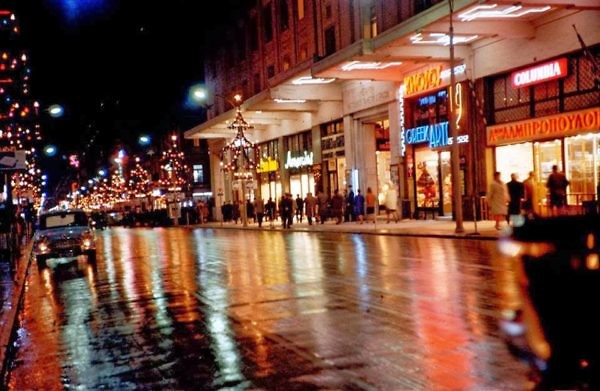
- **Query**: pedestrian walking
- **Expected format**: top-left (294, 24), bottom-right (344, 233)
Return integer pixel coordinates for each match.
top-left (365, 187), bottom-right (377, 223)
top-left (304, 192), bottom-right (317, 225)
top-left (254, 197), bottom-right (265, 227)
top-left (295, 194), bottom-right (304, 223)
top-left (331, 189), bottom-right (344, 224)
top-left (488, 171), bottom-right (509, 230)
top-left (522, 171), bottom-right (537, 217)
top-left (506, 173), bottom-right (524, 224)
top-left (384, 182), bottom-right (399, 223)
top-left (354, 189), bottom-right (365, 224)
top-left (281, 193), bottom-right (294, 229)
top-left (317, 189), bottom-right (329, 224)
top-left (345, 185), bottom-right (355, 222)
top-left (546, 164), bottom-right (569, 215)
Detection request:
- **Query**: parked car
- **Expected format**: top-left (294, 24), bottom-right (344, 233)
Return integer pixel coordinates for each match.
top-left (32, 209), bottom-right (96, 268)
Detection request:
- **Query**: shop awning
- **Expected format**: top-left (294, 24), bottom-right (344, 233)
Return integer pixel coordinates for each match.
top-left (312, 0), bottom-right (599, 82)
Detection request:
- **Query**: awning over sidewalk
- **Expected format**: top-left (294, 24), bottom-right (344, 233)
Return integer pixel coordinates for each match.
top-left (184, 0), bottom-right (599, 142)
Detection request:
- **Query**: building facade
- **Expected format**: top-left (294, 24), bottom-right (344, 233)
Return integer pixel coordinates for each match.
top-left (185, 0), bottom-right (600, 221)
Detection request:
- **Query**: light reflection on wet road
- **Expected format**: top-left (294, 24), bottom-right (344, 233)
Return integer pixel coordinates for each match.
top-left (7, 227), bottom-right (530, 389)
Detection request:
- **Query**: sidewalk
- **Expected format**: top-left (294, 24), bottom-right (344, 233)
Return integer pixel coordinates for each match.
top-left (190, 216), bottom-right (509, 240)
top-left (0, 242), bottom-right (32, 384)
top-left (0, 217), bottom-right (507, 383)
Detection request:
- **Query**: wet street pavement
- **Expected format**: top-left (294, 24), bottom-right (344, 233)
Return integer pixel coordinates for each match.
top-left (5, 227), bottom-right (531, 389)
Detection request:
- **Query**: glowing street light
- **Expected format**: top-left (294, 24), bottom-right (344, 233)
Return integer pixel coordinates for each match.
top-left (47, 104), bottom-right (64, 118)
top-left (43, 144), bottom-right (57, 157)
top-left (138, 135), bottom-right (151, 146)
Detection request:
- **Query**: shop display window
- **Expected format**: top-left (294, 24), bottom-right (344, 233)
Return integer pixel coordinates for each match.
top-left (415, 149), bottom-right (439, 208)
top-left (411, 90), bottom-right (448, 127)
top-left (565, 134), bottom-right (598, 204)
top-left (496, 143), bottom-right (534, 185)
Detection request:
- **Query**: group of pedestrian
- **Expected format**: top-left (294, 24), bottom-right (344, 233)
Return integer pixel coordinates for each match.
top-left (488, 165), bottom-right (569, 230)
top-left (222, 183), bottom-right (401, 229)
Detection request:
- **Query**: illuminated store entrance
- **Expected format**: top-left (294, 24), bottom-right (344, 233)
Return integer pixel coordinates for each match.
top-left (370, 119), bottom-right (391, 206)
top-left (495, 134), bottom-right (600, 213)
top-left (413, 148), bottom-right (452, 215)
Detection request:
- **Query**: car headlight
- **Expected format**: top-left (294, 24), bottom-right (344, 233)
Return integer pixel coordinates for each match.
top-left (37, 238), bottom-right (50, 253)
top-left (81, 231), bottom-right (95, 249)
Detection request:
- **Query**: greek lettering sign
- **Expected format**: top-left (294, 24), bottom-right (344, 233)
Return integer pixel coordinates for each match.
top-left (404, 65), bottom-right (442, 97)
top-left (487, 107), bottom-right (600, 146)
top-left (511, 58), bottom-right (568, 89)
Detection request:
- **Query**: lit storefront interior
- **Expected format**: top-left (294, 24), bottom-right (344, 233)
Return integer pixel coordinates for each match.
top-left (496, 134), bottom-right (600, 213)
top-left (487, 50), bottom-right (600, 214)
top-left (284, 130), bottom-right (314, 198)
top-left (321, 120), bottom-right (345, 193)
top-left (257, 140), bottom-right (281, 202)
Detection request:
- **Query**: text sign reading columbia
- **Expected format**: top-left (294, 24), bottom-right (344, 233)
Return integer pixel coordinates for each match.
top-left (487, 107), bottom-right (600, 146)
top-left (511, 58), bottom-right (568, 89)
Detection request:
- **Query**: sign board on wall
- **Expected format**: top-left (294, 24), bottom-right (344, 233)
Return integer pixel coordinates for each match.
top-left (342, 81), bottom-right (396, 114)
top-left (510, 58), bottom-right (568, 89)
top-left (487, 107), bottom-right (600, 146)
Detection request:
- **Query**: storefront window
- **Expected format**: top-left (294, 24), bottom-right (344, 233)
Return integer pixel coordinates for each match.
top-left (565, 134), bottom-right (598, 204)
top-left (535, 139), bottom-right (562, 184)
top-left (496, 143), bottom-right (534, 184)
top-left (415, 149), bottom-right (439, 208)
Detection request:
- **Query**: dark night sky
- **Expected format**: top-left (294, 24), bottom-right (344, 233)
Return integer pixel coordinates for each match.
top-left (15, 0), bottom-right (250, 161)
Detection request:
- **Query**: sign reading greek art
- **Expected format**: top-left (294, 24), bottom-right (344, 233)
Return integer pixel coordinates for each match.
top-left (256, 157), bottom-right (279, 173)
top-left (511, 58), bottom-right (568, 89)
top-left (284, 150), bottom-right (313, 169)
top-left (486, 107), bottom-right (600, 146)
top-left (404, 121), bottom-right (469, 149)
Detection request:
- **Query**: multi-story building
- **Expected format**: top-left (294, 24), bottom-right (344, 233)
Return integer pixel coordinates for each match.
top-left (185, 0), bottom-right (600, 221)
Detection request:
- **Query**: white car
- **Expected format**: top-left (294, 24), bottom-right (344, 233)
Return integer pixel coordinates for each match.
top-left (32, 209), bottom-right (96, 268)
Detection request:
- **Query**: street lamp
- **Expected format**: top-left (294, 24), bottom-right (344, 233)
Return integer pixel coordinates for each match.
top-left (220, 95), bottom-right (258, 227)
top-left (448, 0), bottom-right (464, 233)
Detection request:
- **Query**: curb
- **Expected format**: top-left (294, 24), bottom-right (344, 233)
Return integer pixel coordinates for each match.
top-left (0, 242), bottom-right (32, 386)
top-left (180, 221), bottom-right (501, 240)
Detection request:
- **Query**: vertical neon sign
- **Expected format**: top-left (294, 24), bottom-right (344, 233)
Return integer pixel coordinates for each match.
top-left (399, 84), bottom-right (406, 157)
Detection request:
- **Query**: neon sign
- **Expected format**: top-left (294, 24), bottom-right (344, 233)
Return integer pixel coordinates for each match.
top-left (403, 65), bottom-right (442, 96)
top-left (404, 121), bottom-right (469, 148)
top-left (256, 157), bottom-right (279, 173)
top-left (511, 58), bottom-right (568, 88)
top-left (284, 150), bottom-right (313, 169)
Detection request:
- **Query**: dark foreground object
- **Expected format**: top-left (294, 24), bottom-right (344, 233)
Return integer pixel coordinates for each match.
top-left (502, 215), bottom-right (600, 390)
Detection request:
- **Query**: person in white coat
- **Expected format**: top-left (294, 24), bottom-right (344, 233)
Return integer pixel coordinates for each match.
top-left (488, 171), bottom-right (509, 230)
top-left (385, 183), bottom-right (400, 223)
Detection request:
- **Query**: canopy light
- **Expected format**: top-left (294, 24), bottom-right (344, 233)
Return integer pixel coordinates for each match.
top-left (341, 61), bottom-right (402, 71)
top-left (410, 32), bottom-right (479, 46)
top-left (292, 76), bottom-right (336, 85)
top-left (459, 4), bottom-right (551, 22)
top-left (274, 98), bottom-right (306, 103)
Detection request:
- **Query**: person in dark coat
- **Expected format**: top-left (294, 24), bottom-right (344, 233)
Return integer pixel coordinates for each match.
top-left (506, 173), bottom-right (524, 224)
top-left (345, 185), bottom-right (355, 222)
top-left (281, 193), bottom-right (294, 229)
top-left (331, 189), bottom-right (344, 225)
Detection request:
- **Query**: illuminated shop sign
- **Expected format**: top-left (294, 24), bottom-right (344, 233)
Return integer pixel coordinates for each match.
top-left (284, 150), bottom-right (313, 169)
top-left (403, 64), bottom-right (466, 97)
top-left (487, 107), bottom-right (600, 146)
top-left (511, 58), bottom-right (568, 88)
top-left (256, 157), bottom-right (279, 173)
top-left (404, 66), bottom-right (442, 97)
top-left (404, 121), bottom-right (469, 148)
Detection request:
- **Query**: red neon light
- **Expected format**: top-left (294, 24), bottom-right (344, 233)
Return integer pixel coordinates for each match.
top-left (511, 58), bottom-right (568, 88)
